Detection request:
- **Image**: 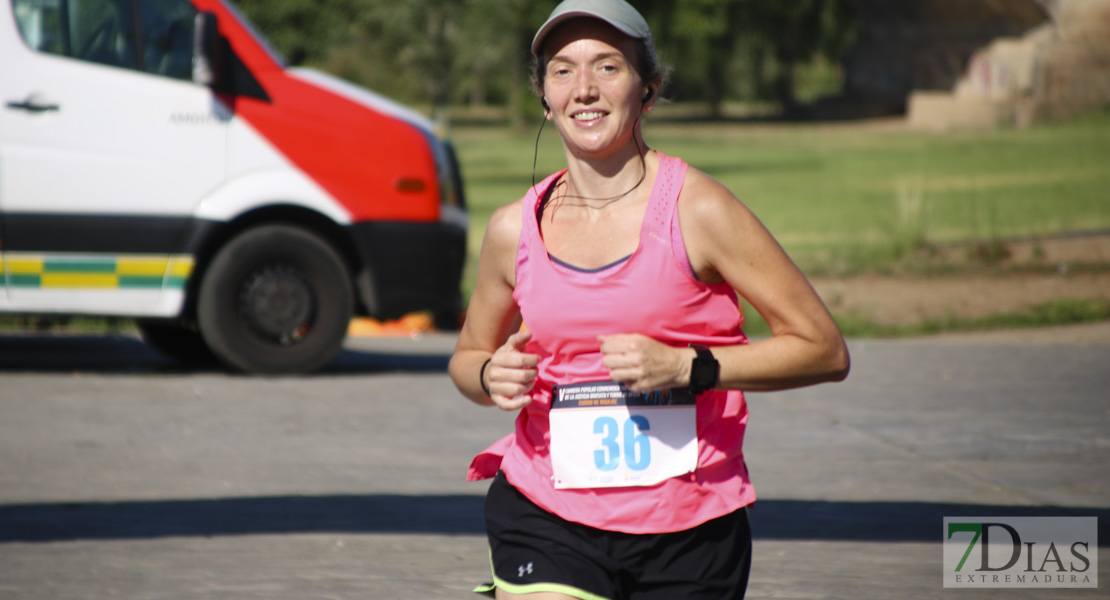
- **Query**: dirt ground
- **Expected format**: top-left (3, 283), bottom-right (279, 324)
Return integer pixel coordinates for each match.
top-left (808, 232), bottom-right (1110, 328)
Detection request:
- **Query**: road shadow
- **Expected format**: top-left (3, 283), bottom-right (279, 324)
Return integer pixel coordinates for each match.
top-left (748, 500), bottom-right (1110, 544)
top-left (0, 333), bottom-right (180, 373)
top-left (2, 495), bottom-right (1106, 544)
top-left (0, 494), bottom-right (487, 542)
top-left (0, 334), bottom-right (450, 375)
top-left (325, 346), bottom-right (450, 374)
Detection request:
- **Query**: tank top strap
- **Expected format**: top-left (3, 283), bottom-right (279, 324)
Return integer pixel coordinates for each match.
top-left (640, 153), bottom-right (695, 278)
top-left (641, 152), bottom-right (688, 239)
top-left (521, 170), bottom-right (567, 244)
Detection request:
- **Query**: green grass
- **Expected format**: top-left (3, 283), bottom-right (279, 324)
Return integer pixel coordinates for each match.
top-left (453, 107), bottom-right (1110, 290)
top-left (836, 298), bottom-right (1110, 338)
top-left (736, 298), bottom-right (1110, 339)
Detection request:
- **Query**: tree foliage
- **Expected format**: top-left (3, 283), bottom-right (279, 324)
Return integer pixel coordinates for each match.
top-left (233, 0), bottom-right (361, 66)
top-left (229, 0), bottom-right (859, 119)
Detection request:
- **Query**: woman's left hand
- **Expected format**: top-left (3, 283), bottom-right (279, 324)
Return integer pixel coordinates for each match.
top-left (598, 334), bottom-right (690, 393)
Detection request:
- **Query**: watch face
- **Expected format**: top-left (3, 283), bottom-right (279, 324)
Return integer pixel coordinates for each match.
top-left (691, 361), bottom-right (716, 387)
top-left (690, 346), bottom-right (719, 391)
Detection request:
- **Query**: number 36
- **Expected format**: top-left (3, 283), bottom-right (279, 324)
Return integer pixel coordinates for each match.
top-left (593, 416), bottom-right (651, 471)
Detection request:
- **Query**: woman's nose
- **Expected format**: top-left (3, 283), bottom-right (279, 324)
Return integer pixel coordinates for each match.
top-left (572, 70), bottom-right (598, 103)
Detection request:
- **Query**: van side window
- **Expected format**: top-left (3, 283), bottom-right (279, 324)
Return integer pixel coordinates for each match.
top-left (13, 0), bottom-right (137, 69)
top-left (136, 0), bottom-right (196, 80)
top-left (12, 0), bottom-right (197, 81)
top-left (12, 0), bottom-right (68, 54)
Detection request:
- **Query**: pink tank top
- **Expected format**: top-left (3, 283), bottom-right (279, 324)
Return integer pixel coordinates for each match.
top-left (468, 153), bottom-right (757, 534)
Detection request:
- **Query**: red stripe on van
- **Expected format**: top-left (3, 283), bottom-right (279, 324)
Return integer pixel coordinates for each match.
top-left (193, 0), bottom-right (441, 223)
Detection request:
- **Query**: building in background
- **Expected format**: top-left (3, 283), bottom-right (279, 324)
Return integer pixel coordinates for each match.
top-left (830, 0), bottom-right (1110, 129)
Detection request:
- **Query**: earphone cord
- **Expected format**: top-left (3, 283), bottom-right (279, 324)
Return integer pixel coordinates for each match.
top-left (530, 112), bottom-right (648, 206)
top-left (530, 115), bottom-right (547, 197)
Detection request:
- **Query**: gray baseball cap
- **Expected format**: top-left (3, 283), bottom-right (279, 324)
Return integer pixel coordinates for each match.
top-left (531, 0), bottom-right (652, 55)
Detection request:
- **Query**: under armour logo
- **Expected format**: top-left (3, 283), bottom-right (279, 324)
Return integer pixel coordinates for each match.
top-left (518, 562), bottom-right (534, 578)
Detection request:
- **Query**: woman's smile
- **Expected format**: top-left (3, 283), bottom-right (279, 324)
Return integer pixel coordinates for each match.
top-left (572, 110), bottom-right (607, 123)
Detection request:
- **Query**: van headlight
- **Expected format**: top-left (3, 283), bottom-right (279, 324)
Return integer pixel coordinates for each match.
top-left (425, 134), bottom-right (468, 229)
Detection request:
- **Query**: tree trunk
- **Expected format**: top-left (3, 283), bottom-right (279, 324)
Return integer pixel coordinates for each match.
top-left (776, 60), bottom-right (798, 116)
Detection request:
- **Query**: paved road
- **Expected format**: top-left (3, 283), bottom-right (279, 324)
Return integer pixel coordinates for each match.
top-left (0, 327), bottom-right (1107, 599)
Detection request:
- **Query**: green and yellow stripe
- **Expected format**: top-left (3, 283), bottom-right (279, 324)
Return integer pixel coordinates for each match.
top-left (4, 254), bottom-right (194, 289)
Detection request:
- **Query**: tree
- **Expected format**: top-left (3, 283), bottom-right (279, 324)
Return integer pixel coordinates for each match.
top-left (744, 0), bottom-right (858, 113)
top-left (457, 0), bottom-right (549, 131)
top-left (366, 0), bottom-right (461, 126)
top-left (233, 0), bottom-right (361, 66)
top-left (648, 0), bottom-right (746, 118)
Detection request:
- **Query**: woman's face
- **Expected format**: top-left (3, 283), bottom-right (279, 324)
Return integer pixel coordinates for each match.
top-left (541, 19), bottom-right (652, 161)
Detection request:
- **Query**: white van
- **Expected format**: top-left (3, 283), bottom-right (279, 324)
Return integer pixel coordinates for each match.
top-left (0, 0), bottom-right (468, 373)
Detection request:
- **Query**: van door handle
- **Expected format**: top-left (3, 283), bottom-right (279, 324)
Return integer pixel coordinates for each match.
top-left (6, 97), bottom-right (60, 113)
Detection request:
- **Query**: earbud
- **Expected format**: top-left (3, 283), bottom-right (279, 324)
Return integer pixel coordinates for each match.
top-left (541, 96), bottom-right (550, 111)
top-left (643, 87), bottom-right (655, 102)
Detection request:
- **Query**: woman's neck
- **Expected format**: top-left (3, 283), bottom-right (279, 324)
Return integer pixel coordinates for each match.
top-left (560, 141), bottom-right (653, 208)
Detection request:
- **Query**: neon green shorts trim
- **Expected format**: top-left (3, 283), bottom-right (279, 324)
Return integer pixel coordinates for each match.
top-left (474, 577), bottom-right (610, 600)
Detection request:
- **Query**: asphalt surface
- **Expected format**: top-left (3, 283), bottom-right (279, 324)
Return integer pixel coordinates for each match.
top-left (0, 326), bottom-right (1107, 599)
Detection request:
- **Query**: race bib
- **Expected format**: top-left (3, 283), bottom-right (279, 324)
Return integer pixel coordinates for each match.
top-left (549, 381), bottom-right (698, 489)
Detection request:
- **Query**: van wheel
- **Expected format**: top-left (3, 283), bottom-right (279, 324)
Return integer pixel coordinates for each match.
top-left (197, 225), bottom-right (353, 374)
top-left (137, 319), bottom-right (217, 366)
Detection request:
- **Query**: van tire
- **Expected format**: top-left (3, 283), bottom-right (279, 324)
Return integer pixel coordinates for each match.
top-left (137, 320), bottom-right (217, 367)
top-left (197, 224), bottom-right (353, 374)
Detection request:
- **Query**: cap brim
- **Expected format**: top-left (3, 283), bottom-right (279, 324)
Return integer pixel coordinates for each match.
top-left (531, 11), bottom-right (644, 54)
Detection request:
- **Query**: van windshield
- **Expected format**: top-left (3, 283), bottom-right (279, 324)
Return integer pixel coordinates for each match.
top-left (217, 0), bottom-right (284, 68)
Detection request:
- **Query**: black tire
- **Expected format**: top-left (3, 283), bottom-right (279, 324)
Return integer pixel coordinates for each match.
top-left (197, 225), bottom-right (353, 374)
top-left (137, 319), bottom-right (217, 366)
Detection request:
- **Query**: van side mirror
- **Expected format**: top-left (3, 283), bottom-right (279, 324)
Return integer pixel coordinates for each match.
top-left (192, 12), bottom-right (225, 87)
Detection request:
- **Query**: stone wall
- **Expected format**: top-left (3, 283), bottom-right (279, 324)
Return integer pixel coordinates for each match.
top-left (907, 0), bottom-right (1110, 129)
top-left (835, 0), bottom-right (1049, 118)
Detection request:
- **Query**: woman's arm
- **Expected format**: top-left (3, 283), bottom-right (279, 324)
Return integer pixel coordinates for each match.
top-left (448, 200), bottom-right (540, 410)
top-left (601, 168), bottom-right (849, 393)
top-left (686, 168), bottom-right (849, 391)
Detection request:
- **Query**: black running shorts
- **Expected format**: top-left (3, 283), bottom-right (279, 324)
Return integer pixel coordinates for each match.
top-left (478, 472), bottom-right (751, 600)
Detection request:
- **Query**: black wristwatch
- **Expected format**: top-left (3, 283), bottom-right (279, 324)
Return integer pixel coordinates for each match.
top-left (688, 344), bottom-right (719, 395)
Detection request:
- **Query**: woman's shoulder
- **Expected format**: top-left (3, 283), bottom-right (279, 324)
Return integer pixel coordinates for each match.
top-left (484, 197), bottom-right (527, 249)
top-left (474, 197), bottom-right (530, 287)
top-left (672, 159), bottom-right (768, 283)
top-left (676, 163), bottom-right (747, 226)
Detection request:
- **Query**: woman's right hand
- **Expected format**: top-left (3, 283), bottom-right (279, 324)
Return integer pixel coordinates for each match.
top-left (486, 330), bottom-right (540, 411)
